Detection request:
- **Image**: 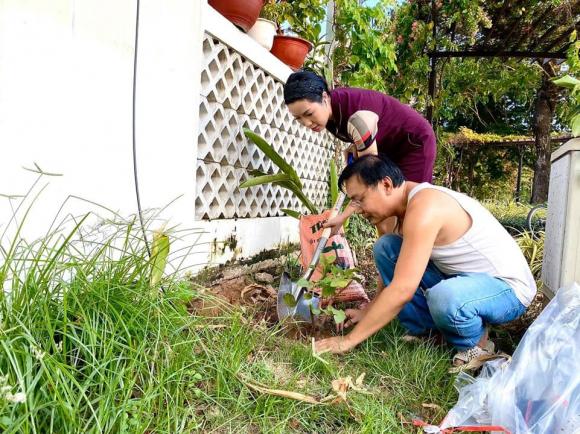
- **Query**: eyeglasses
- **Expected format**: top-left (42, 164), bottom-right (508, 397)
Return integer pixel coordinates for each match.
top-left (350, 188), bottom-right (370, 208)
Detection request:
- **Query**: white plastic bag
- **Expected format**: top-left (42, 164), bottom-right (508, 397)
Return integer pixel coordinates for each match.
top-left (440, 282), bottom-right (580, 434)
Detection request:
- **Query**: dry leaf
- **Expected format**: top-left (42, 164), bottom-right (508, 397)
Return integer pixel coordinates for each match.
top-left (311, 337), bottom-right (330, 365)
top-left (421, 403), bottom-right (442, 410)
top-left (239, 377), bottom-right (322, 405)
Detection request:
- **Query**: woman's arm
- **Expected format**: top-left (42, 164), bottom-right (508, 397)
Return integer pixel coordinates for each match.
top-left (346, 110), bottom-right (379, 158)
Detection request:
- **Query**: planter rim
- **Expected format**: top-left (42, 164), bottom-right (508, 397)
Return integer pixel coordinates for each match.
top-left (255, 17), bottom-right (276, 26)
top-left (273, 34), bottom-right (313, 51)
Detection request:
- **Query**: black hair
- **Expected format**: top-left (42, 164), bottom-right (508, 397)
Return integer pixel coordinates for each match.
top-left (338, 154), bottom-right (405, 192)
top-left (283, 70), bottom-right (329, 105)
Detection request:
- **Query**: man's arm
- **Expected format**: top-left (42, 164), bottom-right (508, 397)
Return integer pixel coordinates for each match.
top-left (315, 195), bottom-right (443, 353)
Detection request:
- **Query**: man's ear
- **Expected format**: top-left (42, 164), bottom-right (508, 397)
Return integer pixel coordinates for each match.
top-left (382, 177), bottom-right (394, 194)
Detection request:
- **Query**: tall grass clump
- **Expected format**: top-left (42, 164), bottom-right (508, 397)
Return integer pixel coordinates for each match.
top-left (482, 200), bottom-right (533, 235)
top-left (0, 194), bottom-right (211, 432)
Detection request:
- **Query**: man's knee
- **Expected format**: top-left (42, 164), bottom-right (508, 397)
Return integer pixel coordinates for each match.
top-left (373, 234), bottom-right (402, 260)
top-left (426, 280), bottom-right (463, 325)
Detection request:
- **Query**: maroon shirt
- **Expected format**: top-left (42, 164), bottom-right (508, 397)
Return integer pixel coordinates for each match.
top-left (327, 87), bottom-right (436, 183)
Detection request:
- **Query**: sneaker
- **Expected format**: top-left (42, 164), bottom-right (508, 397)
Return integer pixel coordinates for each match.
top-left (452, 340), bottom-right (495, 367)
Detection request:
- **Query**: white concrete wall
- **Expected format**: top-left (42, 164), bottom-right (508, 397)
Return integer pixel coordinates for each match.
top-left (0, 0), bottom-right (202, 239)
top-left (0, 0), bottom-right (312, 274)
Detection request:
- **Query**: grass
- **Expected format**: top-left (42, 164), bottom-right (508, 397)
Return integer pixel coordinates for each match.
top-left (0, 198), bottom-right (458, 433)
top-left (481, 200), bottom-right (533, 235)
top-left (1, 173), bottom-right (547, 433)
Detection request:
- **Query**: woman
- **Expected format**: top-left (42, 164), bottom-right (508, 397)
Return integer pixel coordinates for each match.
top-left (283, 70), bottom-right (437, 234)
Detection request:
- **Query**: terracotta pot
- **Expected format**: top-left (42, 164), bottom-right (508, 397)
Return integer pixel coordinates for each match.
top-left (208, 0), bottom-right (263, 32)
top-left (271, 35), bottom-right (313, 70)
top-left (247, 18), bottom-right (277, 50)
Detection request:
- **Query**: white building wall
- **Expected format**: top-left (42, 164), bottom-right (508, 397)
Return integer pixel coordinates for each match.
top-left (0, 1), bottom-right (335, 273)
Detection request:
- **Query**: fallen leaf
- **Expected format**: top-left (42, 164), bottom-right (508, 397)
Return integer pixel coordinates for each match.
top-left (239, 376), bottom-right (322, 405)
top-left (311, 337), bottom-right (330, 365)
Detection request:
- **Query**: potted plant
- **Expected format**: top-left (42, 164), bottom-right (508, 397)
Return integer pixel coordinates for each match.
top-left (259, 0), bottom-right (325, 70)
top-left (208, 0), bottom-right (265, 33)
top-left (247, 18), bottom-right (278, 51)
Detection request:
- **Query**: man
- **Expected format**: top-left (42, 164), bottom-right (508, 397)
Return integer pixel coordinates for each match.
top-left (314, 155), bottom-right (536, 366)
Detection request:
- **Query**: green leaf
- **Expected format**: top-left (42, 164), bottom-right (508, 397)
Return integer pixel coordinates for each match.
top-left (331, 308), bottom-right (346, 324)
top-left (571, 113), bottom-right (580, 137)
top-left (150, 231), bottom-right (170, 288)
top-left (243, 129), bottom-right (302, 188)
top-left (281, 208), bottom-right (302, 219)
top-left (283, 293), bottom-right (297, 307)
top-left (275, 180), bottom-right (319, 214)
top-left (329, 159), bottom-right (339, 205)
top-left (321, 285), bottom-right (335, 297)
top-left (330, 278), bottom-right (350, 288)
top-left (319, 254), bottom-right (336, 269)
top-left (311, 306), bottom-right (321, 315)
top-left (552, 74), bottom-right (580, 90)
top-left (240, 173), bottom-right (291, 188)
top-left (296, 278), bottom-right (314, 289)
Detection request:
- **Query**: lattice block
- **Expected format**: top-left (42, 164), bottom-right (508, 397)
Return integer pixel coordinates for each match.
top-left (197, 98), bottom-right (242, 166)
top-left (200, 37), bottom-right (243, 110)
top-left (195, 162), bottom-right (244, 220)
top-left (195, 33), bottom-right (336, 221)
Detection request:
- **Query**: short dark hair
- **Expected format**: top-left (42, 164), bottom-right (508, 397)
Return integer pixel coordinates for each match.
top-left (338, 154), bottom-right (405, 191)
top-left (284, 70), bottom-right (329, 104)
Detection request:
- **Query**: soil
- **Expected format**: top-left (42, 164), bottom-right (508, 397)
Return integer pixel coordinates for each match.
top-left (188, 244), bottom-right (544, 351)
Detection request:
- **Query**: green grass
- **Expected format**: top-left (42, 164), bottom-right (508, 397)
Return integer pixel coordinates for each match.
top-left (0, 206), bottom-right (457, 433)
top-left (482, 200), bottom-right (533, 235)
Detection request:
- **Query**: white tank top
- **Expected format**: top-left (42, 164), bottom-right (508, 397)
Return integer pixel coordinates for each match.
top-left (408, 183), bottom-right (537, 306)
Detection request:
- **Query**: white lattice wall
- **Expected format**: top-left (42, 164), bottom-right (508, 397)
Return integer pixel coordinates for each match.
top-left (196, 34), bottom-right (335, 220)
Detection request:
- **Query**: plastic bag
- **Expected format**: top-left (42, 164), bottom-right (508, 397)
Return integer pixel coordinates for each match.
top-left (299, 209), bottom-right (368, 305)
top-left (439, 282), bottom-right (580, 434)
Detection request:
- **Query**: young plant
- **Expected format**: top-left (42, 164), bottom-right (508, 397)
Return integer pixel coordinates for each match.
top-left (293, 254), bottom-right (358, 329)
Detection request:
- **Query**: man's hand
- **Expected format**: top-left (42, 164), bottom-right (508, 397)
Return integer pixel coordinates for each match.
top-left (336, 308), bottom-right (366, 332)
top-left (322, 212), bottom-right (346, 236)
top-left (314, 335), bottom-right (355, 355)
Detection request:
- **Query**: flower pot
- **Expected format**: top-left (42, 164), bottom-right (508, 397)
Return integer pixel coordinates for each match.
top-left (208, 0), bottom-right (263, 33)
top-left (247, 18), bottom-right (277, 50)
top-left (270, 35), bottom-right (313, 70)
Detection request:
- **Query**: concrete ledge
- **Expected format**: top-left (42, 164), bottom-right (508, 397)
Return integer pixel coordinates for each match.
top-left (203, 3), bottom-right (293, 84)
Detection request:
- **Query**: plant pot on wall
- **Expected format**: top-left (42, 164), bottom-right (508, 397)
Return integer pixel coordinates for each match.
top-left (247, 18), bottom-right (277, 50)
top-left (208, 0), bottom-right (264, 32)
top-left (270, 35), bottom-right (313, 70)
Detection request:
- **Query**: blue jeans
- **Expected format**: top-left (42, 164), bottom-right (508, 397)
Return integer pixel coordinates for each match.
top-left (373, 235), bottom-right (527, 350)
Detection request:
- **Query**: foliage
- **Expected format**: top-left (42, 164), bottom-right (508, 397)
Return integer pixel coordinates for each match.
top-left (0, 210), bottom-right (459, 432)
top-left (482, 200), bottom-right (534, 235)
top-left (261, 0), bottom-right (326, 40)
top-left (240, 129), bottom-right (318, 215)
top-left (292, 254), bottom-right (358, 327)
top-left (345, 213), bottom-right (376, 252)
top-left (329, 0), bottom-right (398, 91)
top-left (553, 31), bottom-right (580, 136)
top-left (260, 0), bottom-right (329, 71)
top-left (515, 230), bottom-right (544, 281)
